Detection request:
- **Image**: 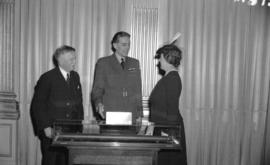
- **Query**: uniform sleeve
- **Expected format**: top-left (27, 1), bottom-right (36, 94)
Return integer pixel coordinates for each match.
top-left (31, 74), bottom-right (53, 134)
top-left (135, 60), bottom-right (143, 118)
top-left (91, 59), bottom-right (105, 107)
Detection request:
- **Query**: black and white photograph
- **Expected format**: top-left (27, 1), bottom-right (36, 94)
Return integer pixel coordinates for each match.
top-left (0, 0), bottom-right (269, 165)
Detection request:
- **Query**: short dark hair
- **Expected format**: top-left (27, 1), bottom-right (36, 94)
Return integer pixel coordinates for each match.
top-left (111, 31), bottom-right (130, 52)
top-left (52, 45), bottom-right (76, 67)
top-left (155, 44), bottom-right (182, 67)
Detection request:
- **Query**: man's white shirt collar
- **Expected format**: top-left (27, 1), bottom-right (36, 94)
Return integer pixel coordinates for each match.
top-left (59, 67), bottom-right (69, 80)
top-left (115, 53), bottom-right (126, 63)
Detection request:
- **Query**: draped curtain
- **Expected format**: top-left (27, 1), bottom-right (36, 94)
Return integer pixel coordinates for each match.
top-left (167, 1), bottom-right (270, 165)
top-left (15, 0), bottom-right (270, 165)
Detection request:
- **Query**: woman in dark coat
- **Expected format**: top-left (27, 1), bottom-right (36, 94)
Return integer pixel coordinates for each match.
top-left (149, 44), bottom-right (187, 165)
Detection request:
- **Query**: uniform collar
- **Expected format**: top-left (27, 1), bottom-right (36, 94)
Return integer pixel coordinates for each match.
top-left (114, 53), bottom-right (126, 63)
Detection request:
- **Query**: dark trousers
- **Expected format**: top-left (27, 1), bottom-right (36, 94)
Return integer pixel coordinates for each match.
top-left (158, 149), bottom-right (187, 165)
top-left (39, 134), bottom-right (68, 165)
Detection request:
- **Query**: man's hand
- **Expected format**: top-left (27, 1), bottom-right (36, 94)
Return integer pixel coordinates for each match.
top-left (137, 125), bottom-right (147, 135)
top-left (136, 117), bottom-right (142, 125)
top-left (44, 127), bottom-right (53, 138)
top-left (96, 103), bottom-right (105, 119)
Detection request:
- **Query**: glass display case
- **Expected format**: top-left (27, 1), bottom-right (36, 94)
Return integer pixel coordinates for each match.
top-left (52, 120), bottom-right (183, 165)
top-left (52, 120), bottom-right (182, 149)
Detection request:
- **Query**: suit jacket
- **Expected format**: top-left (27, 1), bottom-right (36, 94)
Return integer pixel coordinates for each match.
top-left (149, 71), bottom-right (182, 125)
top-left (91, 54), bottom-right (142, 123)
top-left (149, 71), bottom-right (187, 165)
top-left (31, 67), bottom-right (84, 135)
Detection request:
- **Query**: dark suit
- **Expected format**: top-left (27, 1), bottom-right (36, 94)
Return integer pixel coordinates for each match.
top-left (31, 67), bottom-right (83, 165)
top-left (91, 54), bottom-right (142, 123)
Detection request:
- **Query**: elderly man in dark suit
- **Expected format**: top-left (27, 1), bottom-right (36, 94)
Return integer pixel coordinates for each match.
top-left (91, 31), bottom-right (143, 124)
top-left (31, 45), bottom-right (84, 165)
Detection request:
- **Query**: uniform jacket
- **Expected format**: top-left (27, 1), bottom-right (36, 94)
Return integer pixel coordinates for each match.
top-left (91, 54), bottom-right (143, 123)
top-left (31, 67), bottom-right (83, 135)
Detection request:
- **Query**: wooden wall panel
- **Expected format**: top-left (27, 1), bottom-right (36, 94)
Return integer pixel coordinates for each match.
top-left (0, 124), bottom-right (12, 157)
top-left (0, 120), bottom-right (17, 165)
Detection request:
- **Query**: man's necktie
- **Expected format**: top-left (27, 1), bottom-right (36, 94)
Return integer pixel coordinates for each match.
top-left (66, 73), bottom-right (70, 85)
top-left (120, 58), bottom-right (125, 69)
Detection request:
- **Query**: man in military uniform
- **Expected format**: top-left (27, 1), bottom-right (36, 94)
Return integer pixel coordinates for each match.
top-left (91, 31), bottom-right (143, 124)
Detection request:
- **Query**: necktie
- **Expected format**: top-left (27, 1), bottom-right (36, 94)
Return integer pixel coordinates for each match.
top-left (66, 73), bottom-right (70, 85)
top-left (120, 58), bottom-right (125, 69)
